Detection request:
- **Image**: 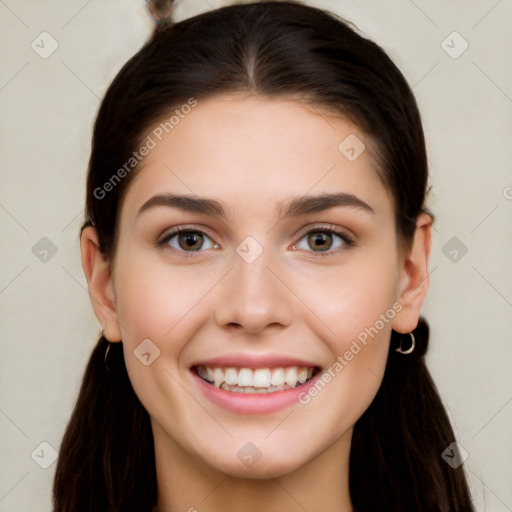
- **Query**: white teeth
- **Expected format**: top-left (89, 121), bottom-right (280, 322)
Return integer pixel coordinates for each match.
top-left (285, 366), bottom-right (298, 387)
top-left (214, 367), bottom-right (224, 388)
top-left (224, 367), bottom-right (238, 386)
top-left (271, 367), bottom-right (285, 386)
top-left (253, 368), bottom-right (271, 388)
top-left (197, 366), bottom-right (209, 380)
top-left (218, 382), bottom-right (294, 393)
top-left (197, 364), bottom-right (315, 392)
top-left (237, 368), bottom-right (253, 387)
top-left (297, 367), bottom-right (308, 384)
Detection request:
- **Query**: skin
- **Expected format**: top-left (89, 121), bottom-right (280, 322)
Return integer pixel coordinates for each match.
top-left (81, 94), bottom-right (432, 512)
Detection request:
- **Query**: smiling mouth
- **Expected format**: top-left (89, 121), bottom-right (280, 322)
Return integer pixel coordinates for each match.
top-left (193, 365), bottom-right (319, 393)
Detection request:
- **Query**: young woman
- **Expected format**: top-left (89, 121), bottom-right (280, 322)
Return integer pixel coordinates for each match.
top-left (53, 1), bottom-right (476, 510)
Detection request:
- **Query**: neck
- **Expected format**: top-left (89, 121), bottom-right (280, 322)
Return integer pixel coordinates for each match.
top-left (152, 421), bottom-right (354, 512)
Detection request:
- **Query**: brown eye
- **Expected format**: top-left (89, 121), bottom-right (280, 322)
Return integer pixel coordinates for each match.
top-left (158, 228), bottom-right (217, 253)
top-left (307, 231), bottom-right (333, 252)
top-left (293, 226), bottom-right (355, 256)
top-left (177, 232), bottom-right (203, 251)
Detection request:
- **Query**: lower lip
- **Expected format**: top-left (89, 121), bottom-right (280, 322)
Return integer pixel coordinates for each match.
top-left (191, 370), bottom-right (320, 415)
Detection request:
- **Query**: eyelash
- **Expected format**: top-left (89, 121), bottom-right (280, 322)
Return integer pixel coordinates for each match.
top-left (156, 223), bottom-right (356, 257)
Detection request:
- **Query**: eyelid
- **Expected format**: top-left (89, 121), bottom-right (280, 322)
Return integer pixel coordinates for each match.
top-left (157, 223), bottom-right (216, 242)
top-left (294, 222), bottom-right (354, 241)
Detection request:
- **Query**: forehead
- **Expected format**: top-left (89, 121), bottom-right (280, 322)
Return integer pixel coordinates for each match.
top-left (121, 94), bottom-right (393, 221)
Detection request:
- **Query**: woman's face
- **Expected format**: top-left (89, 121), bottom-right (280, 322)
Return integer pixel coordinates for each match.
top-left (104, 94), bottom-right (416, 477)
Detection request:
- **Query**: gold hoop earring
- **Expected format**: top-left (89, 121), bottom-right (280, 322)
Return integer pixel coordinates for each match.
top-left (104, 342), bottom-right (112, 372)
top-left (395, 332), bottom-right (415, 355)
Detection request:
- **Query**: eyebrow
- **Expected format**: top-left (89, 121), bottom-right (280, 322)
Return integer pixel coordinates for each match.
top-left (137, 192), bottom-right (375, 219)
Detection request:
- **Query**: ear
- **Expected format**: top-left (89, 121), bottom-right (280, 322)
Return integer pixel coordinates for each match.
top-left (391, 212), bottom-right (433, 334)
top-left (80, 226), bottom-right (122, 342)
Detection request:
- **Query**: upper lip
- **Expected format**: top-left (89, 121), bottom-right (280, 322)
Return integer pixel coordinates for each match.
top-left (190, 353), bottom-right (320, 370)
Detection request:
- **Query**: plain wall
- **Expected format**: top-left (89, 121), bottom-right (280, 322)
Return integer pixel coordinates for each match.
top-left (0, 0), bottom-right (511, 510)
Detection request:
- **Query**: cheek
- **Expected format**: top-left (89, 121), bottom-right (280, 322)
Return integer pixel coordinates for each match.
top-left (112, 255), bottom-right (202, 425)
top-left (114, 251), bottom-right (215, 343)
top-left (293, 247), bottom-right (399, 349)
top-left (112, 252), bottom-right (222, 399)
top-left (292, 249), bottom-right (397, 412)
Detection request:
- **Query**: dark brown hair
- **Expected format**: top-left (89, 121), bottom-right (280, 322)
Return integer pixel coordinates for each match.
top-left (53, 1), bottom-right (475, 510)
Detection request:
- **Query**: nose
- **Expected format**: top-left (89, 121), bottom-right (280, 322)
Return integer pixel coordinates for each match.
top-left (214, 243), bottom-right (293, 334)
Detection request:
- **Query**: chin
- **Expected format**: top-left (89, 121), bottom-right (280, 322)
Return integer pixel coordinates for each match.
top-left (212, 455), bottom-right (305, 480)
top-left (197, 439), bottom-right (314, 479)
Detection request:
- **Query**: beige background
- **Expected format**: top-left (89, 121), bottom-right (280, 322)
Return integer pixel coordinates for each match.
top-left (1, 0), bottom-right (511, 510)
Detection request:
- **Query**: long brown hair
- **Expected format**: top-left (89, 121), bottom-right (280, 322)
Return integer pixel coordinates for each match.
top-left (53, 2), bottom-right (475, 510)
